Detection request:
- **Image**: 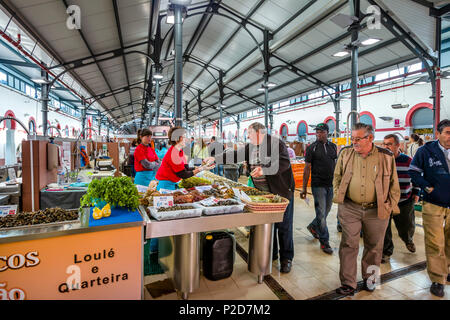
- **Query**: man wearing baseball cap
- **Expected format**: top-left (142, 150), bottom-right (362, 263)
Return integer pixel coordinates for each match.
top-left (301, 123), bottom-right (338, 254)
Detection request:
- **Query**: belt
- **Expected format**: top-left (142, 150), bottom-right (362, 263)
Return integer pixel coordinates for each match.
top-left (346, 198), bottom-right (377, 210)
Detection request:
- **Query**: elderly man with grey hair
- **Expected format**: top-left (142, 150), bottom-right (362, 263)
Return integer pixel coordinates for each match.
top-left (333, 123), bottom-right (400, 296)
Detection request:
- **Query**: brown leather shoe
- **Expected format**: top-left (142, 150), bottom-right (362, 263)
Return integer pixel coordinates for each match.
top-left (336, 285), bottom-right (355, 296)
top-left (447, 274), bottom-right (450, 283)
top-left (406, 242), bottom-right (416, 253)
top-left (430, 282), bottom-right (444, 297)
top-left (280, 259), bottom-right (292, 273)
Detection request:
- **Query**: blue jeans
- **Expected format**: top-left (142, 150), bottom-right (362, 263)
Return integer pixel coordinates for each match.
top-left (309, 187), bottom-right (333, 244)
top-left (211, 164), bottom-right (223, 176)
top-left (272, 195), bottom-right (295, 261)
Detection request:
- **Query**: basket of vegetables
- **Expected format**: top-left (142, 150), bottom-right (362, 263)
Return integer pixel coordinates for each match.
top-left (147, 203), bottom-right (203, 221)
top-left (240, 195), bottom-right (289, 213)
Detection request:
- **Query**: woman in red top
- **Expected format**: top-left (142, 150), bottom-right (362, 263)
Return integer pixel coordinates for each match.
top-left (156, 126), bottom-right (214, 190)
top-left (134, 129), bottom-right (160, 186)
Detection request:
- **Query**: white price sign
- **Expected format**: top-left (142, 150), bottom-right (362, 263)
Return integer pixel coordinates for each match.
top-left (232, 188), bottom-right (241, 198)
top-left (195, 186), bottom-right (212, 192)
top-left (0, 205), bottom-right (18, 216)
top-left (136, 185), bottom-right (148, 193)
top-left (153, 196), bottom-right (174, 208)
top-left (239, 191), bottom-right (252, 202)
top-left (177, 188), bottom-right (189, 194)
top-left (200, 197), bottom-right (220, 206)
top-left (159, 188), bottom-right (175, 194)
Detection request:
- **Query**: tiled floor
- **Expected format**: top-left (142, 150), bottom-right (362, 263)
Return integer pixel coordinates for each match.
top-left (144, 180), bottom-right (449, 300)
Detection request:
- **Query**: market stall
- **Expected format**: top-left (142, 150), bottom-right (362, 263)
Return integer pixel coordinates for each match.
top-left (139, 171), bottom-right (289, 300)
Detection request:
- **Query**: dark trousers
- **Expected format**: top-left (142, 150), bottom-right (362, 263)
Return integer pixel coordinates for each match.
top-left (273, 195), bottom-right (295, 261)
top-left (383, 197), bottom-right (416, 256)
top-left (308, 187), bottom-right (333, 244)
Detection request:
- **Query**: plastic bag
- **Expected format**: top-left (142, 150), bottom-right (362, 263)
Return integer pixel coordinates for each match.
top-left (247, 176), bottom-right (255, 188)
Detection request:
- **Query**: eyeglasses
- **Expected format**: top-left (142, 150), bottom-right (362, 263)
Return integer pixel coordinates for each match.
top-left (351, 135), bottom-right (369, 143)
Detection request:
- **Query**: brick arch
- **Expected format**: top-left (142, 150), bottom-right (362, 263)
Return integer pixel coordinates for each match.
top-left (296, 120), bottom-right (308, 136)
top-left (4, 110), bottom-right (16, 130)
top-left (405, 103), bottom-right (433, 127)
top-left (359, 111), bottom-right (376, 129)
top-left (279, 123), bottom-right (288, 136)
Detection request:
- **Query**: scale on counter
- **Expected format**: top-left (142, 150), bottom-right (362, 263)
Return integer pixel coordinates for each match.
top-left (95, 158), bottom-right (115, 171)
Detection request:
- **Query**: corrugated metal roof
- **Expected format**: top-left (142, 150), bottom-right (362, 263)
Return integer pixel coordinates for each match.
top-left (0, 0), bottom-right (440, 130)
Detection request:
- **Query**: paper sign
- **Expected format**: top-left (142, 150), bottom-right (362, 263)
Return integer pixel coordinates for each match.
top-left (153, 196), bottom-right (174, 208)
top-left (195, 186), bottom-right (212, 192)
top-left (239, 191), bottom-right (252, 202)
top-left (200, 197), bottom-right (220, 206)
top-left (0, 205), bottom-right (18, 216)
top-left (232, 188), bottom-right (241, 198)
top-left (177, 188), bottom-right (189, 194)
top-left (8, 168), bottom-right (16, 181)
top-left (136, 185), bottom-right (148, 193)
top-left (159, 188), bottom-right (175, 194)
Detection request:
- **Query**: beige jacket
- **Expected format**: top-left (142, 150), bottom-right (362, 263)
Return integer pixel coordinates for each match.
top-left (333, 145), bottom-right (400, 219)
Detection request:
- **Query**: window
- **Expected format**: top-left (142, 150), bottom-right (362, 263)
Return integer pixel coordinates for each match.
top-left (375, 72), bottom-right (389, 81)
top-left (297, 122), bottom-right (307, 137)
top-left (20, 81), bottom-right (25, 93)
top-left (14, 78), bottom-right (20, 90)
top-left (8, 74), bottom-right (14, 87)
top-left (28, 119), bottom-right (36, 134)
top-left (407, 62), bottom-right (422, 73)
top-left (0, 70), bottom-right (7, 84)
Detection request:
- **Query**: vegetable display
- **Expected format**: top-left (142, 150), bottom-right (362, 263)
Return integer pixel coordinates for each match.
top-left (80, 177), bottom-right (139, 210)
top-left (238, 186), bottom-right (270, 196)
top-left (157, 205), bottom-right (196, 212)
top-left (178, 177), bottom-right (212, 188)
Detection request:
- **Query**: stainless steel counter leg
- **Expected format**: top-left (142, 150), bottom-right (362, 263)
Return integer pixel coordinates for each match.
top-left (248, 223), bottom-right (274, 283)
top-left (159, 232), bottom-right (200, 300)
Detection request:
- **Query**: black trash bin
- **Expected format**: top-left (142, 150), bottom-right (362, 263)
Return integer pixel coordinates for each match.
top-left (202, 231), bottom-right (235, 281)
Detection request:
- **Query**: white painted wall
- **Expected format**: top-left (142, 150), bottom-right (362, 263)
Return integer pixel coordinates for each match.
top-left (217, 77), bottom-right (450, 143)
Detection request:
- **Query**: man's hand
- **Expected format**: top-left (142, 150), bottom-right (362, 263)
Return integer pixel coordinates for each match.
top-left (250, 166), bottom-right (263, 178)
top-left (204, 157), bottom-right (215, 164)
top-left (414, 195), bottom-right (420, 203)
top-left (300, 189), bottom-right (307, 199)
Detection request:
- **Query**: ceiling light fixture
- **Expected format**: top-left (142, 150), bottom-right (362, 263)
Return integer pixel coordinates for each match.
top-left (361, 38), bottom-right (382, 46)
top-left (153, 72), bottom-right (163, 80)
top-left (332, 50), bottom-right (350, 57)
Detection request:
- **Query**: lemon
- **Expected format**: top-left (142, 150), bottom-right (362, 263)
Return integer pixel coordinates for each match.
top-left (93, 207), bottom-right (103, 220)
top-left (102, 203), bottom-right (111, 217)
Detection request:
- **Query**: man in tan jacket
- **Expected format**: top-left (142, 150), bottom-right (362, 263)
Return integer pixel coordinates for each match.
top-left (333, 123), bottom-right (400, 296)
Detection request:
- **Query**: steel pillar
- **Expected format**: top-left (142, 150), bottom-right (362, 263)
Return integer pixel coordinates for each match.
top-left (334, 85), bottom-right (341, 137)
top-left (174, 5), bottom-right (184, 127)
top-left (155, 80), bottom-right (161, 126)
top-left (81, 102), bottom-right (87, 139)
top-left (41, 68), bottom-right (49, 136)
top-left (349, 0), bottom-right (360, 129)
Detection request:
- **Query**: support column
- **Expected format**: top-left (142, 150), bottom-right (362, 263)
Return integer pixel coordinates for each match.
top-left (236, 114), bottom-right (240, 141)
top-left (107, 122), bottom-right (110, 140)
top-left (263, 29), bottom-right (271, 133)
top-left (41, 68), bottom-right (49, 136)
top-left (219, 105), bottom-right (223, 139)
top-left (173, 4), bottom-right (183, 127)
top-left (349, 0), bottom-right (360, 128)
top-left (269, 104), bottom-right (273, 135)
top-left (149, 103), bottom-right (153, 127)
top-left (155, 80), bottom-right (161, 126)
top-left (334, 85), bottom-right (341, 137)
top-left (81, 102), bottom-right (87, 139)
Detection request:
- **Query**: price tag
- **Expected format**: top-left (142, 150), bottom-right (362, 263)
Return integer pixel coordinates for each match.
top-left (239, 191), bottom-right (252, 202)
top-left (223, 182), bottom-right (230, 189)
top-left (153, 196), bottom-right (174, 208)
top-left (232, 188), bottom-right (241, 198)
top-left (159, 188), bottom-right (174, 194)
top-left (304, 196), bottom-right (311, 207)
top-left (0, 205), bottom-right (18, 216)
top-left (195, 185), bottom-right (212, 192)
top-left (200, 197), bottom-right (220, 206)
top-left (8, 168), bottom-right (16, 181)
top-left (136, 185), bottom-right (148, 193)
top-left (177, 188), bottom-right (189, 194)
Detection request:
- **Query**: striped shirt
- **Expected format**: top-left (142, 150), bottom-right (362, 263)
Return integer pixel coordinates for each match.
top-left (396, 153), bottom-right (420, 203)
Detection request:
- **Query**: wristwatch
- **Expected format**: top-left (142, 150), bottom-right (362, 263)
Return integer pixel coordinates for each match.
top-left (425, 187), bottom-right (433, 194)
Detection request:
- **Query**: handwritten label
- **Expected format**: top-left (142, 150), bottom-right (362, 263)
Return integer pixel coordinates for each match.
top-left (0, 205), bottom-right (18, 216)
top-left (232, 188), bottom-right (241, 198)
top-left (153, 196), bottom-right (174, 208)
top-left (195, 186), bottom-right (212, 192)
top-left (136, 185), bottom-right (148, 193)
top-left (159, 188), bottom-right (174, 194)
top-left (200, 197), bottom-right (220, 206)
top-left (239, 191), bottom-right (252, 202)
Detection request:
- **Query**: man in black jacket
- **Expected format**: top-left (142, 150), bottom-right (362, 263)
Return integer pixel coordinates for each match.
top-left (206, 122), bottom-right (296, 273)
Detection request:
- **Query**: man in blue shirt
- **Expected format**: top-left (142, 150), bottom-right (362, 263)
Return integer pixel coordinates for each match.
top-left (409, 119), bottom-right (450, 298)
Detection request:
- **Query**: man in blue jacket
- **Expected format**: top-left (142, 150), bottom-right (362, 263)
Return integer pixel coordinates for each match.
top-left (409, 119), bottom-right (450, 298)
